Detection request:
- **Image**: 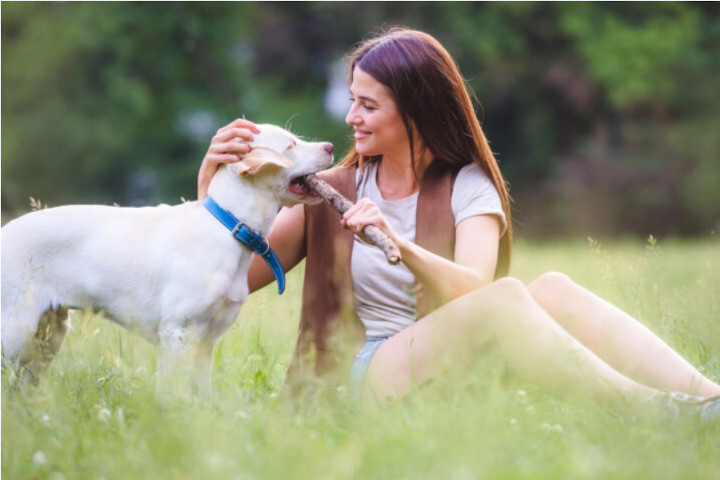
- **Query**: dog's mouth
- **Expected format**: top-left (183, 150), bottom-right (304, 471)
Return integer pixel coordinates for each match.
top-left (288, 176), bottom-right (315, 197)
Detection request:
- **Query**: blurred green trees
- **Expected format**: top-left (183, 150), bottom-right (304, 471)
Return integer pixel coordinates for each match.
top-left (2, 2), bottom-right (719, 237)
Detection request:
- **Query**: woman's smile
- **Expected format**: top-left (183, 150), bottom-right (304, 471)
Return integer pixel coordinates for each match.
top-left (353, 128), bottom-right (372, 141)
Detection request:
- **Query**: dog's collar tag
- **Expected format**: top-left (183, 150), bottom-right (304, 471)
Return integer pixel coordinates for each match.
top-left (203, 196), bottom-right (285, 294)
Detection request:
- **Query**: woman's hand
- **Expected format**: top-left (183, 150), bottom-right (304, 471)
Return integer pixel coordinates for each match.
top-left (197, 118), bottom-right (260, 200)
top-left (343, 198), bottom-right (501, 304)
top-left (341, 198), bottom-right (404, 248)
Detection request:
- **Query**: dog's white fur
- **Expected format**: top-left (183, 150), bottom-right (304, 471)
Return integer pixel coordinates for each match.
top-left (1, 124), bottom-right (332, 391)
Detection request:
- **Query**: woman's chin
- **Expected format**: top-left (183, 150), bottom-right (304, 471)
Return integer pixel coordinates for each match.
top-left (354, 145), bottom-right (378, 157)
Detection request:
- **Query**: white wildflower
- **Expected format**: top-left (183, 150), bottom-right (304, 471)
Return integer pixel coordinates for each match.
top-left (540, 422), bottom-right (564, 433)
top-left (94, 405), bottom-right (111, 423)
top-left (234, 409), bottom-right (251, 421)
top-left (97, 408), bottom-right (111, 422)
top-left (32, 451), bottom-right (47, 466)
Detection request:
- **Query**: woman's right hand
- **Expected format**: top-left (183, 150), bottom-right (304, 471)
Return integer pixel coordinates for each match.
top-left (197, 118), bottom-right (261, 200)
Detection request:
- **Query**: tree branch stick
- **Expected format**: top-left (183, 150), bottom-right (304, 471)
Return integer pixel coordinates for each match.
top-left (304, 174), bottom-right (401, 265)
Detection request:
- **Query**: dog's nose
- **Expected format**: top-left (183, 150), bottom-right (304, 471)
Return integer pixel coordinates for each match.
top-left (323, 143), bottom-right (334, 154)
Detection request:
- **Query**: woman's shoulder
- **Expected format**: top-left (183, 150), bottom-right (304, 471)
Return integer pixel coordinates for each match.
top-left (454, 162), bottom-right (494, 189)
top-left (451, 161), bottom-right (505, 229)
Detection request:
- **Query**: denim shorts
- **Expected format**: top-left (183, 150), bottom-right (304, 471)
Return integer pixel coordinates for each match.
top-left (348, 337), bottom-right (389, 399)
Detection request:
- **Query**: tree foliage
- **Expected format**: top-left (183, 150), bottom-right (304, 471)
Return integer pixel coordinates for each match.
top-left (2, 2), bottom-right (719, 237)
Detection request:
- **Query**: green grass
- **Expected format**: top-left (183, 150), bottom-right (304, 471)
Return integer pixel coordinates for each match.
top-left (3, 237), bottom-right (720, 479)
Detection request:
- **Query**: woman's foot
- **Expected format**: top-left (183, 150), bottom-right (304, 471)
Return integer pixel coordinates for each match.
top-left (666, 391), bottom-right (720, 423)
top-left (698, 394), bottom-right (720, 423)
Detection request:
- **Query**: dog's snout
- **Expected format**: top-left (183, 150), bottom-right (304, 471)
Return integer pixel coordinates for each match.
top-left (323, 143), bottom-right (334, 154)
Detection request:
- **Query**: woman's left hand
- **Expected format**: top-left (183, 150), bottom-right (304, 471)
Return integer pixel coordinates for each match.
top-left (341, 198), bottom-right (402, 246)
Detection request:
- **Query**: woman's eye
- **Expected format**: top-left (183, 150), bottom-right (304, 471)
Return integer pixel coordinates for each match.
top-left (349, 96), bottom-right (376, 111)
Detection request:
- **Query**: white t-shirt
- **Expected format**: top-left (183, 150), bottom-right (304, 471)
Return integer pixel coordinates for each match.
top-left (351, 161), bottom-right (506, 338)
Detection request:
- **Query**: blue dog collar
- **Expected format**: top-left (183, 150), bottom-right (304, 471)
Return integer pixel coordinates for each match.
top-left (203, 196), bottom-right (285, 294)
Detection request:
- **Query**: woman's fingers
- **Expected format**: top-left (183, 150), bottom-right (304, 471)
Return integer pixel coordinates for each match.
top-left (341, 199), bottom-right (394, 241)
top-left (341, 199), bottom-right (371, 230)
top-left (216, 118), bottom-right (260, 136)
top-left (214, 119), bottom-right (260, 145)
top-left (229, 118), bottom-right (260, 133)
top-left (212, 118), bottom-right (260, 153)
top-left (198, 118), bottom-right (259, 199)
top-left (213, 127), bottom-right (257, 144)
top-left (208, 122), bottom-right (260, 165)
top-left (208, 140), bottom-right (252, 158)
top-left (202, 143), bottom-right (247, 173)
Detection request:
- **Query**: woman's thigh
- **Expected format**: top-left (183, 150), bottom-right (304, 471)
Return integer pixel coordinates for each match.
top-left (362, 275), bottom-right (654, 406)
top-left (363, 277), bottom-right (532, 404)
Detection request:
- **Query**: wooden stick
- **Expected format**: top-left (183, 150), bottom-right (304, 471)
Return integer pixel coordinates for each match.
top-left (304, 174), bottom-right (402, 265)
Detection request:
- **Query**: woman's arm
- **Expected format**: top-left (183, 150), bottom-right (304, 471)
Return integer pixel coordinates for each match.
top-left (400, 214), bottom-right (500, 302)
top-left (341, 198), bottom-right (501, 304)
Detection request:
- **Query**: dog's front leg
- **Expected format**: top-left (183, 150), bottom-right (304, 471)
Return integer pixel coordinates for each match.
top-left (156, 327), bottom-right (198, 398)
top-left (192, 339), bottom-right (216, 394)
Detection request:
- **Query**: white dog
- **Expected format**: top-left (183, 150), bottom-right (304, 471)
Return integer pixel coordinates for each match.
top-left (1, 124), bottom-right (332, 392)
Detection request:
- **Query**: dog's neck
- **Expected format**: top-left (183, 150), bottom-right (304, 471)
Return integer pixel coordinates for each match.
top-left (205, 166), bottom-right (281, 236)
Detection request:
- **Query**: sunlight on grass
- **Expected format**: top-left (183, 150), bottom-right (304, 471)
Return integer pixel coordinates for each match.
top-left (3, 238), bottom-right (719, 479)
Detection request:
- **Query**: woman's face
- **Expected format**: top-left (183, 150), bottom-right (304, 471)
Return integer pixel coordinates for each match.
top-left (345, 67), bottom-right (409, 159)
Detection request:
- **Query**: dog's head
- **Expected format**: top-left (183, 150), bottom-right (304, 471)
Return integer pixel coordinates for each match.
top-left (226, 124), bottom-right (333, 207)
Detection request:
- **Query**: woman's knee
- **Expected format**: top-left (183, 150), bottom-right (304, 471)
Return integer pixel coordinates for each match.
top-left (527, 272), bottom-right (574, 299)
top-left (463, 276), bottom-right (536, 320)
top-left (467, 276), bottom-right (562, 342)
top-left (483, 276), bottom-right (532, 303)
top-left (526, 272), bottom-right (585, 319)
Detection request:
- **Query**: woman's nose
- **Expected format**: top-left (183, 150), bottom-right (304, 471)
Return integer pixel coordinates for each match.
top-left (345, 105), bottom-right (360, 125)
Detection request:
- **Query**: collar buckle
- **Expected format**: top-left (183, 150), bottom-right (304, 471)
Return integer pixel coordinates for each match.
top-left (254, 239), bottom-right (271, 256)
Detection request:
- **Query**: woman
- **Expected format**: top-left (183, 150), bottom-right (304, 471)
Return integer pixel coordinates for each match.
top-left (198, 28), bottom-right (720, 419)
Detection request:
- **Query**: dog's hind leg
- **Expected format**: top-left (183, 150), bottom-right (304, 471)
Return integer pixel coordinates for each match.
top-left (16, 306), bottom-right (70, 384)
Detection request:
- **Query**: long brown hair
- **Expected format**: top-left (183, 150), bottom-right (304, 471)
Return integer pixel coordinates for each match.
top-left (340, 28), bottom-right (513, 277)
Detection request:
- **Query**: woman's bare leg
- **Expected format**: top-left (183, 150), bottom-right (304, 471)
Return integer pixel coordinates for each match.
top-left (527, 272), bottom-right (720, 398)
top-left (365, 277), bottom-right (660, 406)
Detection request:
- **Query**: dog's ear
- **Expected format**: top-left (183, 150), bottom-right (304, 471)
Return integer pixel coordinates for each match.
top-left (232, 148), bottom-right (294, 177)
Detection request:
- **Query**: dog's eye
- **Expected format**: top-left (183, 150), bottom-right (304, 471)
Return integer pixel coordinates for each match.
top-left (285, 141), bottom-right (296, 151)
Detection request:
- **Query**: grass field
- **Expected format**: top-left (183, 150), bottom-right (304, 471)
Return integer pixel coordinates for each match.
top-left (3, 237), bottom-right (720, 479)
